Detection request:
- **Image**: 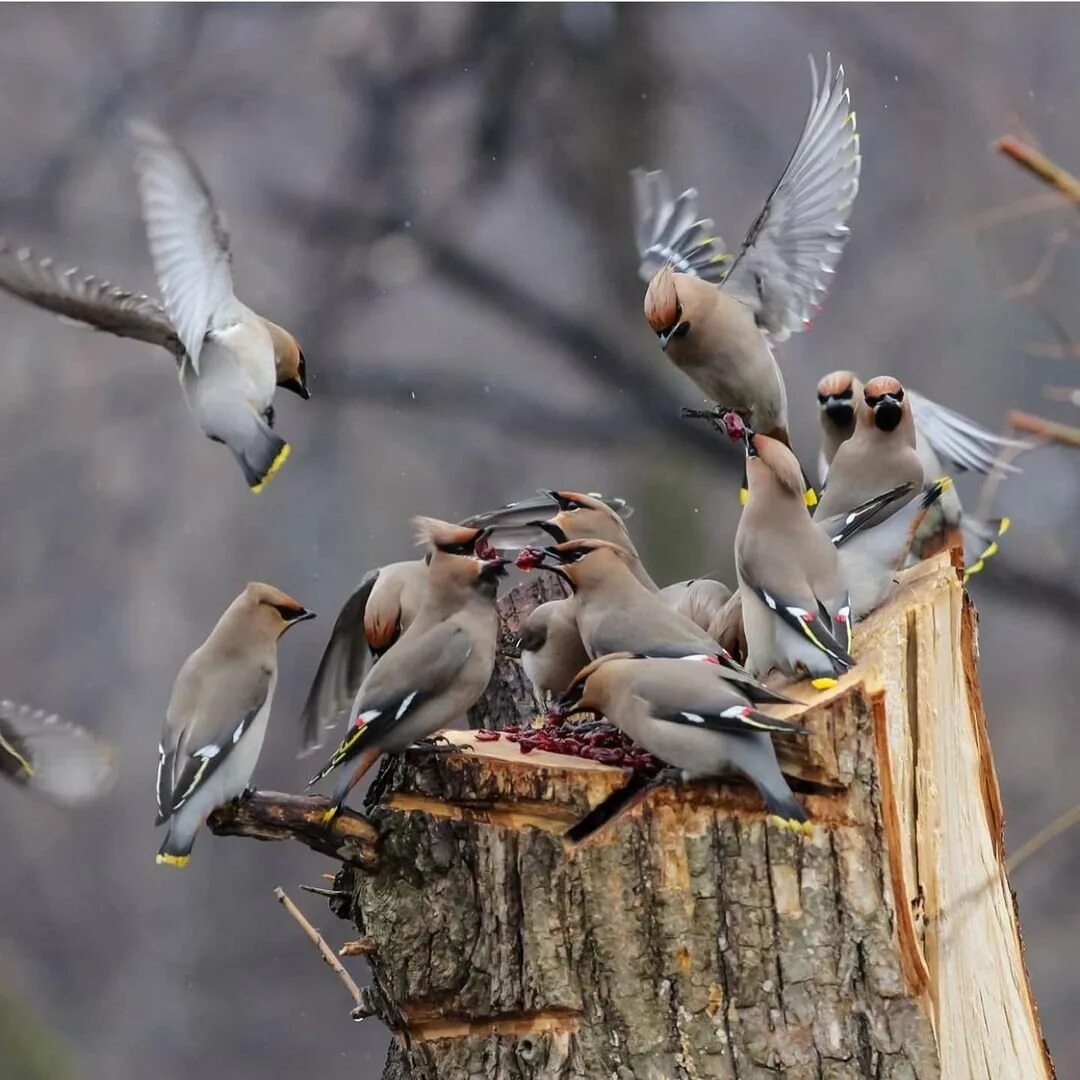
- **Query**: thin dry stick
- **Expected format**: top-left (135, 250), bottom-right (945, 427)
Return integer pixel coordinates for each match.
top-left (1008, 409), bottom-right (1080, 448)
top-left (996, 136), bottom-right (1080, 205)
top-left (1005, 803), bottom-right (1080, 877)
top-left (274, 886), bottom-right (364, 1007)
top-left (972, 420), bottom-right (1036, 525)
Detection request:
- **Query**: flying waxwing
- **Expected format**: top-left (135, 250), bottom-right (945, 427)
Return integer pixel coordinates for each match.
top-left (632, 55), bottom-right (859, 468)
top-left (0, 701), bottom-right (117, 806)
top-left (127, 120), bottom-right (306, 490)
top-left (525, 539), bottom-right (791, 705)
top-left (156, 583), bottom-right (315, 867)
top-left (815, 370), bottom-right (1025, 578)
top-left (0, 241), bottom-right (309, 400)
top-left (736, 432), bottom-right (855, 686)
top-left (556, 654), bottom-right (811, 832)
top-left (308, 518), bottom-right (507, 820)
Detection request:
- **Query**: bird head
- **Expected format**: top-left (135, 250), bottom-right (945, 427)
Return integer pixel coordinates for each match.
top-left (266, 319), bottom-right (310, 400)
top-left (413, 517), bottom-right (507, 598)
top-left (863, 375), bottom-right (907, 433)
top-left (244, 583), bottom-right (316, 637)
top-left (644, 264), bottom-right (693, 350)
top-left (816, 370), bottom-right (859, 435)
top-left (744, 432), bottom-right (808, 501)
top-left (529, 490), bottom-right (633, 546)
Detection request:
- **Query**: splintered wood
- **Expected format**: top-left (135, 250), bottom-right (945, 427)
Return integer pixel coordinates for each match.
top-left (341, 553), bottom-right (1053, 1080)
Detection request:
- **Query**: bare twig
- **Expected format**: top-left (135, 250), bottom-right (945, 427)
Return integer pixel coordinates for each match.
top-left (967, 192), bottom-right (1070, 232)
top-left (1023, 342), bottom-right (1080, 360)
top-left (996, 136), bottom-right (1080, 205)
top-left (1007, 409), bottom-right (1080, 449)
top-left (274, 886), bottom-right (365, 1008)
top-left (1043, 386), bottom-right (1080, 407)
top-left (299, 884), bottom-right (350, 899)
top-left (1006, 804), bottom-right (1080, 877)
top-left (997, 229), bottom-right (1070, 300)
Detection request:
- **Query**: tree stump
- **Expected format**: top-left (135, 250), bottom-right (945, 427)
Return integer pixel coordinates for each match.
top-left (210, 553), bottom-right (1053, 1078)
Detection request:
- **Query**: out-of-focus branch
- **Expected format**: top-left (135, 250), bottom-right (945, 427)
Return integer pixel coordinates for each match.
top-left (996, 136), bottom-right (1080, 205)
top-left (273, 190), bottom-right (740, 470)
top-left (208, 790), bottom-right (378, 867)
top-left (997, 229), bottom-right (1069, 300)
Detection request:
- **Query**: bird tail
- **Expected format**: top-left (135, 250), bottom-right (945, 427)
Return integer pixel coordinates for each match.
top-left (228, 413), bottom-right (290, 493)
top-left (156, 820), bottom-right (195, 868)
top-left (565, 772), bottom-right (652, 846)
top-left (962, 516), bottom-right (1011, 582)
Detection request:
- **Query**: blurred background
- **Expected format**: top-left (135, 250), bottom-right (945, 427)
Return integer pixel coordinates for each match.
top-left (0, 5), bottom-right (1077, 1077)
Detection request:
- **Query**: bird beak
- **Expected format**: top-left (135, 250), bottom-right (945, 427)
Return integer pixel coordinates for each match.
top-left (658, 329), bottom-right (672, 352)
top-left (531, 520), bottom-right (569, 543)
top-left (278, 376), bottom-right (310, 400)
top-left (873, 394), bottom-right (903, 432)
top-left (743, 428), bottom-right (758, 457)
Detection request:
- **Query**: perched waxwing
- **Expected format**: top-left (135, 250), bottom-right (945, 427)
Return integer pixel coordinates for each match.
top-left (555, 654), bottom-right (811, 833)
top-left (736, 432), bottom-right (855, 686)
top-left (0, 701), bottom-right (117, 806)
top-left (518, 599), bottom-right (590, 710)
top-left (308, 518), bottom-right (507, 820)
top-left (632, 56), bottom-right (859, 463)
top-left (814, 376), bottom-right (955, 617)
top-left (300, 558), bottom-right (430, 752)
top-left (128, 121), bottom-right (306, 490)
top-left (657, 577), bottom-right (733, 633)
top-left (0, 241), bottom-right (309, 400)
top-left (498, 489), bottom-right (732, 632)
top-left (816, 370), bottom-right (1025, 577)
top-left (156, 583), bottom-right (315, 867)
top-left (525, 539), bottom-right (790, 705)
top-left (816, 377), bottom-right (924, 518)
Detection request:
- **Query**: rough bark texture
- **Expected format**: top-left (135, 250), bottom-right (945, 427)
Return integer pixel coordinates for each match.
top-left (315, 556), bottom-right (1053, 1079)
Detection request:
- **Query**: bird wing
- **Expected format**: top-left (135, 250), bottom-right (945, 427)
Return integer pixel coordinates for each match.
top-left (630, 168), bottom-right (731, 284)
top-left (908, 389), bottom-right (1032, 475)
top-left (656, 703), bottom-right (809, 737)
top-left (461, 490), bottom-right (633, 529)
top-left (0, 240), bottom-right (184, 359)
top-left (157, 663), bottom-right (271, 822)
top-left (308, 622), bottom-right (473, 784)
top-left (719, 55), bottom-right (861, 341)
top-left (816, 481), bottom-right (916, 547)
top-left (298, 568), bottom-right (381, 755)
top-left (131, 120), bottom-right (239, 374)
top-left (738, 545), bottom-right (855, 670)
top-left (0, 701), bottom-right (117, 806)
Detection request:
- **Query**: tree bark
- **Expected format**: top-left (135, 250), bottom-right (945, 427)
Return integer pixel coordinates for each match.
top-left (216, 554), bottom-right (1054, 1078)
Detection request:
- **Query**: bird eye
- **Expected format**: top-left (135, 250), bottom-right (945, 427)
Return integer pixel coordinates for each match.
top-left (565, 501), bottom-right (580, 512)
top-left (864, 394), bottom-right (881, 408)
top-left (893, 387), bottom-right (905, 402)
top-left (671, 321), bottom-right (691, 340)
top-left (816, 392), bottom-right (829, 405)
top-left (439, 541), bottom-right (474, 555)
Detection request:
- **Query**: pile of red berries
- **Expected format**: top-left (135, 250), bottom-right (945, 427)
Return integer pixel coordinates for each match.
top-left (477, 717), bottom-right (662, 776)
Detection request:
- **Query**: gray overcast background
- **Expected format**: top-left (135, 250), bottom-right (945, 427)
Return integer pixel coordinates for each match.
top-left (0, 5), bottom-right (1077, 1078)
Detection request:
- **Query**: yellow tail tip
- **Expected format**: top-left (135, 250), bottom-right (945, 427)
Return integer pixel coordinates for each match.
top-left (768, 814), bottom-right (814, 836)
top-left (811, 677), bottom-right (838, 691)
top-left (321, 805), bottom-right (339, 826)
top-left (250, 442), bottom-right (292, 493)
top-left (805, 488), bottom-right (819, 508)
top-left (156, 852), bottom-right (191, 868)
top-left (999, 516), bottom-right (1012, 535)
top-left (936, 474), bottom-right (954, 493)
top-left (738, 487), bottom-right (749, 506)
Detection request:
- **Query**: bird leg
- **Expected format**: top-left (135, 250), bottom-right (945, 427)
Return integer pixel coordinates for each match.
top-left (412, 734), bottom-right (473, 754)
top-left (680, 406), bottom-right (751, 443)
